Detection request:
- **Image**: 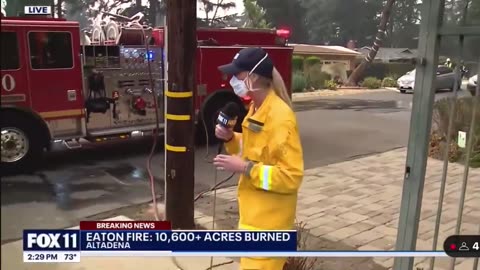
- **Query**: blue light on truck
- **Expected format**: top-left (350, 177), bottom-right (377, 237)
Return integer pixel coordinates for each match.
top-left (145, 51), bottom-right (155, 60)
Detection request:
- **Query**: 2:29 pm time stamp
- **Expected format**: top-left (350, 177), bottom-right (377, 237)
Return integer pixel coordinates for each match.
top-left (443, 235), bottom-right (480, 258)
top-left (23, 251), bottom-right (80, 263)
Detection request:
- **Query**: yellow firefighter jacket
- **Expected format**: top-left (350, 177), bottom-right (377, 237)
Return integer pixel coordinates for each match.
top-left (224, 89), bottom-right (304, 231)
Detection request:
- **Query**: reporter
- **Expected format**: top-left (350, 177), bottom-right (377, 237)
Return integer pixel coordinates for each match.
top-left (214, 47), bottom-right (304, 270)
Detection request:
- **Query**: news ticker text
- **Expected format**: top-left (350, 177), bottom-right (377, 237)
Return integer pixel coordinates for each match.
top-left (24, 230), bottom-right (297, 251)
top-left (21, 221), bottom-right (479, 263)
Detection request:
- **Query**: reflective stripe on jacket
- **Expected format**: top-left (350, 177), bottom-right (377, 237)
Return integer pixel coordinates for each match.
top-left (225, 90), bottom-right (304, 231)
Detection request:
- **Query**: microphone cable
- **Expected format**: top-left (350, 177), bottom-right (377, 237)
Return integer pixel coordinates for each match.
top-left (198, 100), bottom-right (236, 270)
top-left (138, 21), bottom-right (235, 270)
top-left (194, 108), bottom-right (236, 201)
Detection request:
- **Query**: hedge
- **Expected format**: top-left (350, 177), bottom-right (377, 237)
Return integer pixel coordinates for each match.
top-left (361, 77), bottom-right (382, 89)
top-left (305, 56), bottom-right (321, 67)
top-left (292, 56), bottom-right (304, 72)
top-left (306, 64), bottom-right (330, 90)
top-left (382, 77), bottom-right (397, 87)
top-left (292, 72), bottom-right (307, 92)
top-left (352, 62), bottom-right (415, 81)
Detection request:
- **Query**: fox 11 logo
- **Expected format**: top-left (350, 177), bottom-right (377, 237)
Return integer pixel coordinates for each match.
top-left (24, 230), bottom-right (79, 251)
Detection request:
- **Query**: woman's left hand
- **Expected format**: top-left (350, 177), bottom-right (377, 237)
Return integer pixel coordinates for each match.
top-left (213, 154), bottom-right (247, 173)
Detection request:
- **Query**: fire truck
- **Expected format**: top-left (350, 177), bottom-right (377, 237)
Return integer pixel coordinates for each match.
top-left (0, 15), bottom-right (293, 173)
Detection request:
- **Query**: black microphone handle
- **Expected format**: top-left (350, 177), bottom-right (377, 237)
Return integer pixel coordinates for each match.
top-left (217, 141), bottom-right (224, 155)
top-left (216, 124), bottom-right (233, 155)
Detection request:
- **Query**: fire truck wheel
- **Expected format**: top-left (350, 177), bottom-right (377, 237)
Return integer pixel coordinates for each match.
top-left (1, 115), bottom-right (43, 174)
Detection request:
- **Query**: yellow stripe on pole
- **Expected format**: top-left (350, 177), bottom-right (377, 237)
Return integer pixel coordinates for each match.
top-left (165, 144), bottom-right (187, 152)
top-left (165, 114), bottom-right (191, 120)
top-left (165, 90), bottom-right (193, 98)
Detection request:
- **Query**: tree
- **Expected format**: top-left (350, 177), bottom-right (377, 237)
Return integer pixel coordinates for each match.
top-left (119, 0), bottom-right (166, 26)
top-left (64, 0), bottom-right (89, 28)
top-left (385, 0), bottom-right (420, 48)
top-left (256, 0), bottom-right (308, 42)
top-left (441, 0), bottom-right (480, 61)
top-left (301, 0), bottom-right (382, 46)
top-left (3, 0), bottom-right (52, 16)
top-left (63, 0), bottom-right (133, 26)
top-left (346, 0), bottom-right (396, 86)
top-left (198, 0), bottom-right (236, 27)
top-left (63, 0), bottom-right (166, 29)
top-left (243, 0), bottom-right (270, 28)
top-left (467, 0), bottom-right (480, 24)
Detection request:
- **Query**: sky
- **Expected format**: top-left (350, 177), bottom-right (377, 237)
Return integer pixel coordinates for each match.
top-left (133, 0), bottom-right (245, 19)
top-left (126, 0), bottom-right (245, 19)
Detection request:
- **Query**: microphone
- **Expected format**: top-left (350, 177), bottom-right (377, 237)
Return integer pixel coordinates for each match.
top-left (216, 102), bottom-right (240, 154)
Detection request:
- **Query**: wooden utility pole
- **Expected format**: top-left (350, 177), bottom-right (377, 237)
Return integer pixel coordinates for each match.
top-left (164, 0), bottom-right (197, 229)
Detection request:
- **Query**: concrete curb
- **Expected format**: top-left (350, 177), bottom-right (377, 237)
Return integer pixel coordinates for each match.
top-left (292, 88), bottom-right (398, 101)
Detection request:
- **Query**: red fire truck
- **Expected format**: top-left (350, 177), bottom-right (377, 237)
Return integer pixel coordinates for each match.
top-left (0, 16), bottom-right (293, 173)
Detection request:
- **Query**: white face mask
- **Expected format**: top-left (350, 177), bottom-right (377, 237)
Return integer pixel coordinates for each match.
top-left (230, 76), bottom-right (248, 97)
top-left (229, 53), bottom-right (269, 97)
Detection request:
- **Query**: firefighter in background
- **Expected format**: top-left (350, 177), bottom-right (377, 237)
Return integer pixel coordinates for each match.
top-left (445, 58), bottom-right (453, 69)
top-left (214, 47), bottom-right (304, 270)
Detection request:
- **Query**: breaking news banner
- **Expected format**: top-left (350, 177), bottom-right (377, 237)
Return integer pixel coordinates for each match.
top-left (23, 221), bottom-right (297, 263)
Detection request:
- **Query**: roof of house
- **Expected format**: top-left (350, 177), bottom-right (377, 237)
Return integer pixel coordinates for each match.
top-left (357, 47), bottom-right (418, 61)
top-left (290, 43), bottom-right (360, 57)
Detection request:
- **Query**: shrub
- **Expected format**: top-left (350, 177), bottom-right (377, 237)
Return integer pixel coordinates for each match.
top-left (325, 79), bottom-right (338, 90)
top-left (304, 56), bottom-right (321, 67)
top-left (361, 77), bottom-right (382, 89)
top-left (429, 96), bottom-right (480, 167)
top-left (292, 72), bottom-right (307, 92)
top-left (358, 63), bottom-right (415, 81)
top-left (382, 77), bottom-right (397, 87)
top-left (305, 64), bottom-right (330, 90)
top-left (292, 56), bottom-right (304, 72)
top-left (284, 222), bottom-right (317, 270)
top-left (386, 73), bottom-right (400, 80)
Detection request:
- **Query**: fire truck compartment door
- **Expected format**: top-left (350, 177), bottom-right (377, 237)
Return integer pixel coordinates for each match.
top-left (27, 31), bottom-right (85, 118)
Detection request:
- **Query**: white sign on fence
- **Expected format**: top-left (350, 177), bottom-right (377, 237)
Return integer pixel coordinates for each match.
top-left (458, 130), bottom-right (467, 148)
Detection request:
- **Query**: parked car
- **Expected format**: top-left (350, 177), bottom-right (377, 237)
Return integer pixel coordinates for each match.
top-left (467, 75), bottom-right (477, 96)
top-left (397, 65), bottom-right (460, 93)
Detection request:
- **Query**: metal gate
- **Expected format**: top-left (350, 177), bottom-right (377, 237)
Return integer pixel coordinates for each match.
top-left (393, 0), bottom-right (479, 269)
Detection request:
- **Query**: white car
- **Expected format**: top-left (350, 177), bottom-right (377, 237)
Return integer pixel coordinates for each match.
top-left (467, 75), bottom-right (477, 96)
top-left (397, 66), bottom-right (459, 93)
top-left (397, 70), bottom-right (415, 92)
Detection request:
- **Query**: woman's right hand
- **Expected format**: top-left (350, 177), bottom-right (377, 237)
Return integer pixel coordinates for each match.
top-left (215, 124), bottom-right (233, 141)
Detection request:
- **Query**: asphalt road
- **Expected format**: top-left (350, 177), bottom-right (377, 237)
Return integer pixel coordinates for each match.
top-left (0, 88), bottom-right (470, 240)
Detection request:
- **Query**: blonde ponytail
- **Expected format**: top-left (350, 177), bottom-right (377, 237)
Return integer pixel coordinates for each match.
top-left (272, 67), bottom-right (293, 108)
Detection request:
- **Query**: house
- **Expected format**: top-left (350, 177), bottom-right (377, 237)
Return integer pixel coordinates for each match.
top-left (291, 43), bottom-right (360, 70)
top-left (356, 47), bottom-right (417, 63)
top-left (290, 43), bottom-right (360, 81)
